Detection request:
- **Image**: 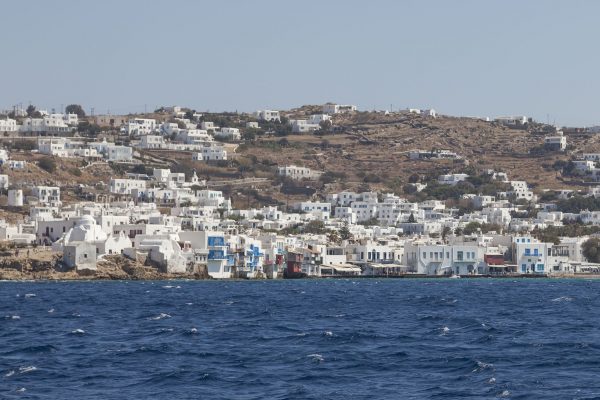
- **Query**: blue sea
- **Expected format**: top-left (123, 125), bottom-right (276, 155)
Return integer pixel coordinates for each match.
top-left (2, 279), bottom-right (600, 399)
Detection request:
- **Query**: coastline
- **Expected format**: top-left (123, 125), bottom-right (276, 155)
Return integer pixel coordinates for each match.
top-left (3, 272), bottom-right (600, 281)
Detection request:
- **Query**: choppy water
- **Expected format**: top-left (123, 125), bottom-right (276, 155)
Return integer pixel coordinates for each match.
top-left (2, 279), bottom-right (600, 399)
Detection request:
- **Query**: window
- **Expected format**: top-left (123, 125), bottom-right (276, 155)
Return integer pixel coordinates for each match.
top-left (423, 252), bottom-right (426, 259)
top-left (536, 264), bottom-right (544, 272)
top-left (457, 251), bottom-right (463, 261)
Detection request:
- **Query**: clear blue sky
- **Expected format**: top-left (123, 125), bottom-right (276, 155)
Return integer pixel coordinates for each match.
top-left (1, 0), bottom-right (597, 126)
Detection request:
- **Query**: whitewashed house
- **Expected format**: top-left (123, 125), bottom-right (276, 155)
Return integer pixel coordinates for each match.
top-left (254, 110), bottom-right (280, 122)
top-left (123, 118), bottom-right (156, 135)
top-left (277, 165), bottom-right (321, 180)
top-left (0, 118), bottom-right (18, 132)
top-left (322, 104), bottom-right (357, 114)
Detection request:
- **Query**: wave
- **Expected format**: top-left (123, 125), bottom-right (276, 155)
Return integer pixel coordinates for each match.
top-left (150, 313), bottom-right (171, 320)
top-left (472, 360), bottom-right (494, 373)
top-left (4, 344), bottom-right (57, 355)
top-left (307, 353), bottom-right (324, 363)
top-left (551, 296), bottom-right (573, 302)
top-left (18, 366), bottom-right (37, 374)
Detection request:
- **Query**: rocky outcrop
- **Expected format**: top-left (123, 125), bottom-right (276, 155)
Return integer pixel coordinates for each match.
top-left (0, 254), bottom-right (210, 281)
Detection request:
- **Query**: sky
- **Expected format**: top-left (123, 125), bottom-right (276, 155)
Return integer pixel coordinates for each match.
top-left (1, 0), bottom-right (598, 126)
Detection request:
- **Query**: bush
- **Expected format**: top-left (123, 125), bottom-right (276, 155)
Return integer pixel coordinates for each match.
top-left (38, 157), bottom-right (57, 173)
top-left (11, 140), bottom-right (37, 151)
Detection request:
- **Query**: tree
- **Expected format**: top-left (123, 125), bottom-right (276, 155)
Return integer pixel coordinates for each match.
top-left (26, 105), bottom-right (36, 117)
top-left (339, 223), bottom-right (352, 241)
top-left (442, 226), bottom-right (452, 242)
top-left (38, 157), bottom-right (57, 173)
top-left (65, 104), bottom-right (86, 118)
top-left (408, 173), bottom-right (420, 183)
top-left (327, 230), bottom-right (340, 244)
top-left (77, 121), bottom-right (101, 137)
top-left (304, 220), bottom-right (326, 234)
top-left (242, 130), bottom-right (256, 141)
top-left (583, 238), bottom-right (600, 263)
top-left (407, 213), bottom-right (416, 223)
top-left (463, 222), bottom-right (482, 235)
top-left (315, 120), bottom-right (332, 135)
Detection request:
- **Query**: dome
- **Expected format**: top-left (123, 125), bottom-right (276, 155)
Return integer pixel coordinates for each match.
top-left (65, 216), bottom-right (108, 243)
top-left (77, 215), bottom-right (96, 227)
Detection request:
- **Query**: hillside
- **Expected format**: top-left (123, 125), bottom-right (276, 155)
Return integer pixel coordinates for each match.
top-left (221, 110), bottom-right (595, 206)
top-left (5, 108), bottom-right (598, 211)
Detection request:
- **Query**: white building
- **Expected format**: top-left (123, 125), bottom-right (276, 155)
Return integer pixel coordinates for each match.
top-left (510, 181), bottom-right (535, 202)
top-left (544, 133), bottom-right (567, 151)
top-left (7, 189), bottom-right (23, 207)
top-left (322, 104), bottom-right (357, 114)
top-left (494, 116), bottom-right (529, 126)
top-left (298, 201), bottom-right (331, 214)
top-left (254, 110), bottom-right (280, 122)
top-left (138, 135), bottom-right (164, 149)
top-left (290, 119), bottom-right (320, 133)
top-left (0, 118), bottom-right (18, 132)
top-left (214, 127), bottom-right (241, 141)
top-left (193, 145), bottom-right (228, 161)
top-left (277, 165), bottom-right (321, 180)
top-left (404, 242), bottom-right (484, 275)
top-left (106, 145), bottom-right (133, 161)
top-left (200, 121), bottom-right (218, 131)
top-left (123, 118), bottom-right (156, 135)
top-left (176, 129), bottom-right (213, 145)
top-left (109, 178), bottom-right (147, 195)
top-left (20, 115), bottom-right (70, 134)
top-left (0, 175), bottom-right (8, 190)
top-left (438, 173), bottom-right (469, 186)
top-left (32, 186), bottom-right (61, 206)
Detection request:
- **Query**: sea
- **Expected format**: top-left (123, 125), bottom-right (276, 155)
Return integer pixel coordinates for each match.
top-left (2, 279), bottom-right (600, 399)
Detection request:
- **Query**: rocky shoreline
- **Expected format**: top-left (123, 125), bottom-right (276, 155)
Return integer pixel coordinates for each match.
top-left (0, 253), bottom-right (210, 281)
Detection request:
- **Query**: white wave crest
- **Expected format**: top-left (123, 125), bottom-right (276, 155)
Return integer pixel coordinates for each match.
top-left (473, 360), bottom-right (494, 372)
top-left (307, 353), bottom-right (324, 363)
top-left (151, 313), bottom-right (171, 320)
top-left (551, 296), bottom-right (573, 302)
top-left (18, 366), bottom-right (37, 374)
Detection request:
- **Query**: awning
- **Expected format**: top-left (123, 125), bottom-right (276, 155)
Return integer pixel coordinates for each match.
top-left (328, 264), bottom-right (362, 273)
